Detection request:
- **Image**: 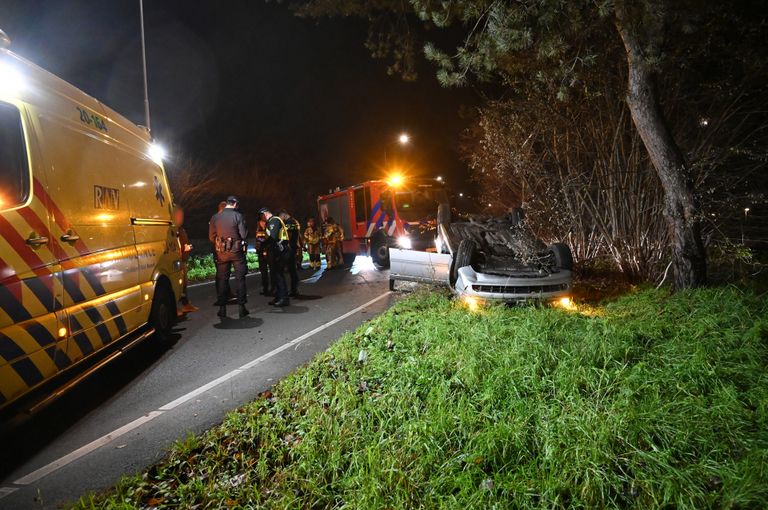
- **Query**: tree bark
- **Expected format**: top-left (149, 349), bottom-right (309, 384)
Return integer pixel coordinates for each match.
top-left (614, 5), bottom-right (706, 289)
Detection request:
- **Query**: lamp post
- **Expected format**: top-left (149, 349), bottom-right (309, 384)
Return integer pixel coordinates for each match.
top-left (384, 132), bottom-right (410, 166)
top-left (139, 0), bottom-right (151, 133)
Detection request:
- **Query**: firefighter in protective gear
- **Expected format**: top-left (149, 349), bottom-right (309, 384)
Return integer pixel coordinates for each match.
top-left (254, 217), bottom-right (271, 296)
top-left (209, 196), bottom-right (249, 318)
top-left (260, 207), bottom-right (290, 307)
top-left (304, 217), bottom-right (322, 269)
top-left (280, 211), bottom-right (302, 296)
top-left (323, 217), bottom-right (343, 269)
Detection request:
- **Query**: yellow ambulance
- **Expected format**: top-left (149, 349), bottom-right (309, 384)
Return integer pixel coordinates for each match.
top-left (0, 30), bottom-right (182, 414)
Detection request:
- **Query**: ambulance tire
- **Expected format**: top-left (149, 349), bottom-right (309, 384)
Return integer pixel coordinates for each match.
top-left (371, 235), bottom-right (390, 269)
top-left (150, 280), bottom-right (176, 346)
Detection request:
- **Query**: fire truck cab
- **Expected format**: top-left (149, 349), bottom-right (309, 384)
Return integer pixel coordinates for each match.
top-left (317, 178), bottom-right (448, 268)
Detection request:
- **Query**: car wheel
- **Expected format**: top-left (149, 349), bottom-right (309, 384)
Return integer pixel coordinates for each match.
top-left (150, 280), bottom-right (176, 346)
top-left (450, 239), bottom-right (476, 285)
top-left (437, 203), bottom-right (451, 226)
top-left (371, 236), bottom-right (390, 269)
top-left (548, 242), bottom-right (573, 270)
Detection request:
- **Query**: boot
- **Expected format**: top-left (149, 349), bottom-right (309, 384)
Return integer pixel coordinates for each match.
top-left (217, 305), bottom-right (227, 318)
top-left (238, 305), bottom-right (249, 318)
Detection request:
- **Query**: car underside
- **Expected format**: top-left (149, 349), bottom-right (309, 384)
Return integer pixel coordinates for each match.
top-left (389, 209), bottom-right (573, 303)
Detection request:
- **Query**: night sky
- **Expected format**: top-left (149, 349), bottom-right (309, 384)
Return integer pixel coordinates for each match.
top-left (0, 0), bottom-right (480, 194)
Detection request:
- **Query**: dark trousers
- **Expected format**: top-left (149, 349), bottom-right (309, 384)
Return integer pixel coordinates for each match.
top-left (258, 252), bottom-right (270, 293)
top-left (268, 251), bottom-right (288, 301)
top-left (216, 253), bottom-right (247, 305)
top-left (287, 248), bottom-right (299, 294)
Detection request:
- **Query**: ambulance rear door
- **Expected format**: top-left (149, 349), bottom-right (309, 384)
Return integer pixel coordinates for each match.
top-left (0, 100), bottom-right (68, 407)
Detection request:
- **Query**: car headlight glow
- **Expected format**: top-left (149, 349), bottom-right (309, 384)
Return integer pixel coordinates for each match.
top-left (397, 235), bottom-right (412, 249)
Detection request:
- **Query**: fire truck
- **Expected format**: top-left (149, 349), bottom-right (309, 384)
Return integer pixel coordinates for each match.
top-left (317, 177), bottom-right (449, 268)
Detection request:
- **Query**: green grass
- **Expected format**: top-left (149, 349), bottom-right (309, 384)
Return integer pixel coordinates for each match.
top-left (71, 287), bottom-right (768, 509)
top-left (186, 252), bottom-right (314, 281)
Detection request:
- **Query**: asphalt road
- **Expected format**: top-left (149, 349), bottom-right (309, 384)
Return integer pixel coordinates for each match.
top-left (0, 258), bottom-right (397, 509)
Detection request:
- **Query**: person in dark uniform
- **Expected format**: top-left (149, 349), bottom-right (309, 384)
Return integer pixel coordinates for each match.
top-left (211, 201), bottom-right (233, 303)
top-left (279, 210), bottom-right (302, 297)
top-left (254, 216), bottom-right (271, 296)
top-left (259, 207), bottom-right (290, 307)
top-left (209, 196), bottom-right (249, 318)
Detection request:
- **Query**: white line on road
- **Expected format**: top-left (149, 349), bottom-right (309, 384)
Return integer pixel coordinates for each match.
top-left (8, 291), bottom-right (391, 489)
top-left (13, 411), bottom-right (163, 486)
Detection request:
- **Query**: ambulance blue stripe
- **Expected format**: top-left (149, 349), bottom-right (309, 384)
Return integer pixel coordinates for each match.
top-left (0, 284), bottom-right (31, 323)
top-left (24, 322), bottom-right (57, 348)
top-left (69, 316), bottom-right (94, 355)
top-left (46, 346), bottom-right (71, 370)
top-left (0, 333), bottom-right (26, 363)
top-left (80, 266), bottom-right (108, 297)
top-left (11, 357), bottom-right (44, 387)
top-left (24, 276), bottom-right (56, 313)
top-left (63, 269), bottom-right (88, 303)
top-left (105, 301), bottom-right (127, 335)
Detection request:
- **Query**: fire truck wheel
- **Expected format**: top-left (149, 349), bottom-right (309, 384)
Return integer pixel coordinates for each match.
top-left (371, 238), bottom-right (390, 269)
top-left (150, 279), bottom-right (177, 346)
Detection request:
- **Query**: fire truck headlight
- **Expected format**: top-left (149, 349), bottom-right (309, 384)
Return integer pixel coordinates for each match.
top-left (397, 235), bottom-right (412, 250)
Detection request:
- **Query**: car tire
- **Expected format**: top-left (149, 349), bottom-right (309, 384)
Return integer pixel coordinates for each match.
top-left (371, 235), bottom-right (390, 269)
top-left (150, 280), bottom-right (176, 346)
top-left (437, 203), bottom-right (451, 226)
top-left (389, 278), bottom-right (395, 291)
top-left (548, 242), bottom-right (573, 271)
top-left (450, 239), bottom-right (476, 285)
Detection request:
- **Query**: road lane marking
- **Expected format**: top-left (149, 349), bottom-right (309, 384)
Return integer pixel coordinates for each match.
top-left (0, 487), bottom-right (18, 499)
top-left (8, 291), bottom-right (391, 488)
top-left (13, 411), bottom-right (163, 486)
top-left (160, 291), bottom-right (391, 409)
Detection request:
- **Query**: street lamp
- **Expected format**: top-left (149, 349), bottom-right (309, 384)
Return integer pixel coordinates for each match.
top-left (398, 133), bottom-right (410, 145)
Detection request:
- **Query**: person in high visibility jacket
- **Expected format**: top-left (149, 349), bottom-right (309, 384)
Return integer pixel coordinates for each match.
top-left (304, 217), bottom-right (322, 269)
top-left (260, 207), bottom-right (290, 307)
top-left (323, 217), bottom-right (343, 269)
top-left (279, 210), bottom-right (302, 296)
top-left (254, 217), bottom-right (271, 296)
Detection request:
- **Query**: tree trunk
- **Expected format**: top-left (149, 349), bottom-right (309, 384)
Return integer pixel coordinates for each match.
top-left (614, 7), bottom-right (706, 289)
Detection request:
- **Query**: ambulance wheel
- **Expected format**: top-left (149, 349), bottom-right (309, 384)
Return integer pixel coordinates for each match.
top-left (371, 237), bottom-right (390, 269)
top-left (150, 281), bottom-right (176, 345)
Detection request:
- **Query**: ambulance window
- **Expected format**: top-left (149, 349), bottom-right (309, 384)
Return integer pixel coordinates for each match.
top-left (0, 102), bottom-right (28, 210)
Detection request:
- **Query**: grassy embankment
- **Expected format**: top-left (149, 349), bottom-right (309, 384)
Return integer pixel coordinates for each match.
top-left (186, 252), bottom-right (314, 281)
top-left (73, 286), bottom-right (768, 509)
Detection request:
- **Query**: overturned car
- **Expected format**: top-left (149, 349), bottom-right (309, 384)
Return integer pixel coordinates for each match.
top-left (389, 207), bottom-right (573, 303)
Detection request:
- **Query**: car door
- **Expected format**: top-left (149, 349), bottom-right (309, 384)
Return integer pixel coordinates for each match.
top-left (389, 248), bottom-right (452, 285)
top-left (0, 100), bottom-right (68, 407)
